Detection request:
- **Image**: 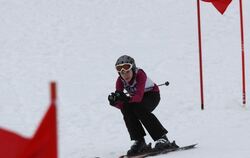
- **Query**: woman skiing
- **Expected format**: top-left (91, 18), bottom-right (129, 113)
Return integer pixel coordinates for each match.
top-left (108, 55), bottom-right (178, 156)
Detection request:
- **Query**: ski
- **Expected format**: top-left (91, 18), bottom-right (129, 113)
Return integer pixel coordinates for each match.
top-left (143, 143), bottom-right (198, 158)
top-left (119, 143), bottom-right (197, 158)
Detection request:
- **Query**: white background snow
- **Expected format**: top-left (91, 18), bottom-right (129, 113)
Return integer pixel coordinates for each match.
top-left (0, 0), bottom-right (250, 158)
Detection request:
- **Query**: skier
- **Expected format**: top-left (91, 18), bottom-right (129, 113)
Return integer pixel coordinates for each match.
top-left (108, 55), bottom-right (178, 156)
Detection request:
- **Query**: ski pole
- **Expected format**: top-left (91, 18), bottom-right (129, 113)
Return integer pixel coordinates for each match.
top-left (120, 81), bottom-right (169, 95)
top-left (124, 81), bottom-right (170, 94)
top-left (145, 81), bottom-right (169, 91)
top-left (157, 81), bottom-right (169, 87)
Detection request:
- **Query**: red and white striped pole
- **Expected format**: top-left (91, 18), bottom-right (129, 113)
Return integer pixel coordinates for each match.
top-left (239, 0), bottom-right (246, 105)
top-left (197, 0), bottom-right (205, 110)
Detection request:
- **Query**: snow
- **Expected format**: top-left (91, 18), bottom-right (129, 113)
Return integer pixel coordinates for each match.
top-left (0, 0), bottom-right (250, 158)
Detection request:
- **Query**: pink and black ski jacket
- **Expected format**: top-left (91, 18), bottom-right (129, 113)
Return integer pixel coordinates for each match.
top-left (114, 68), bottom-right (159, 109)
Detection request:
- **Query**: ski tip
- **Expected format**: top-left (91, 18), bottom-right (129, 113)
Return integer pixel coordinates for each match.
top-left (185, 143), bottom-right (198, 149)
top-left (187, 143), bottom-right (198, 147)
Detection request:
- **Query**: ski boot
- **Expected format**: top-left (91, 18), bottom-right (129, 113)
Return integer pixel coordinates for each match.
top-left (127, 139), bottom-right (151, 156)
top-left (154, 135), bottom-right (179, 151)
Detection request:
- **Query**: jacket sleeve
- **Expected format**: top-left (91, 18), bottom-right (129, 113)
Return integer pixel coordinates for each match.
top-left (114, 77), bottom-right (125, 109)
top-left (114, 101), bottom-right (124, 109)
top-left (115, 77), bottom-right (124, 92)
top-left (129, 70), bottom-right (147, 103)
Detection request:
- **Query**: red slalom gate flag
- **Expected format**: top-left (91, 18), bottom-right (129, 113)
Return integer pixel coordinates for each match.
top-left (19, 82), bottom-right (58, 158)
top-left (202, 0), bottom-right (232, 14)
top-left (0, 82), bottom-right (58, 158)
top-left (0, 128), bottom-right (30, 158)
top-left (19, 103), bottom-right (58, 158)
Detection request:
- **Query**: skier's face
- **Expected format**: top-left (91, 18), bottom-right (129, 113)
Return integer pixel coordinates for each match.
top-left (120, 69), bottom-right (133, 82)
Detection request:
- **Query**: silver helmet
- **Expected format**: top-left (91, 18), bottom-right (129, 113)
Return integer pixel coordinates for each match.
top-left (115, 55), bottom-right (136, 71)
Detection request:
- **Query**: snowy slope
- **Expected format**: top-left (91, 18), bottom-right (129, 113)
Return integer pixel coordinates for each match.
top-left (0, 0), bottom-right (250, 158)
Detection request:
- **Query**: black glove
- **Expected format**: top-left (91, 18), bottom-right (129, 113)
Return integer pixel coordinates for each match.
top-left (114, 91), bottom-right (130, 103)
top-left (108, 92), bottom-right (117, 106)
top-left (108, 91), bottom-right (130, 106)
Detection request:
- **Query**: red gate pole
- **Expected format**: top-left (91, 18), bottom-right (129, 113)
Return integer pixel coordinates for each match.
top-left (239, 0), bottom-right (246, 105)
top-left (50, 81), bottom-right (57, 104)
top-left (197, 0), bottom-right (205, 110)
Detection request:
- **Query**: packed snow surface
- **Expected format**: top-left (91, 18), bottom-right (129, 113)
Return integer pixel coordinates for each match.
top-left (0, 0), bottom-right (250, 158)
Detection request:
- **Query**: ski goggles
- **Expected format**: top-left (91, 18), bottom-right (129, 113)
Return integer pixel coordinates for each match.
top-left (116, 63), bottom-right (133, 72)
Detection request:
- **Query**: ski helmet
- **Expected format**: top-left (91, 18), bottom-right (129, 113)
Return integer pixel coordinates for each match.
top-left (115, 55), bottom-right (136, 71)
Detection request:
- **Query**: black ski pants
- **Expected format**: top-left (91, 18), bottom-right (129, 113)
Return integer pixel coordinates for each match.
top-left (121, 91), bottom-right (168, 141)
